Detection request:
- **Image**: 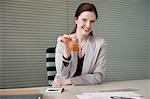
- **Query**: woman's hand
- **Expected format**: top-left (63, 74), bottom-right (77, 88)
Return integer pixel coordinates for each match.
top-left (58, 34), bottom-right (77, 58)
top-left (51, 79), bottom-right (72, 87)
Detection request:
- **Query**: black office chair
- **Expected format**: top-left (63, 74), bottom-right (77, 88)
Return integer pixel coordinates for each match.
top-left (46, 47), bottom-right (56, 86)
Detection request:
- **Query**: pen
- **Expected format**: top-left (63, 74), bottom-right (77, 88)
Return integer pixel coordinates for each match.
top-left (110, 96), bottom-right (135, 99)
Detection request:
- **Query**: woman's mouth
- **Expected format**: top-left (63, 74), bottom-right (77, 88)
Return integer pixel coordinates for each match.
top-left (82, 27), bottom-right (91, 32)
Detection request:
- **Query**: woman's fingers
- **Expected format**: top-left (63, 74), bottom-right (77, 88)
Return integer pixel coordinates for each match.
top-left (51, 79), bottom-right (71, 87)
top-left (70, 35), bottom-right (77, 43)
top-left (57, 35), bottom-right (71, 42)
top-left (51, 80), bottom-right (61, 87)
top-left (62, 34), bottom-right (71, 42)
top-left (59, 34), bottom-right (76, 42)
top-left (57, 34), bottom-right (77, 53)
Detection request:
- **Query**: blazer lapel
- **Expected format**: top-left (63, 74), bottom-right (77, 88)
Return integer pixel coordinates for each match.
top-left (82, 36), bottom-right (94, 74)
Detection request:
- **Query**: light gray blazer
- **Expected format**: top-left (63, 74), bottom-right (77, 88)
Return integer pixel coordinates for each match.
top-left (54, 35), bottom-right (107, 85)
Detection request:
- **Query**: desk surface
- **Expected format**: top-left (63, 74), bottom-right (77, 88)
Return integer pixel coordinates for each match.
top-left (0, 79), bottom-right (150, 99)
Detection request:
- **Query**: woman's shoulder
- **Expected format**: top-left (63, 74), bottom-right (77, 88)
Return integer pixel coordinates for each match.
top-left (91, 35), bottom-right (106, 42)
top-left (90, 36), bottom-right (107, 46)
top-left (94, 36), bottom-right (104, 40)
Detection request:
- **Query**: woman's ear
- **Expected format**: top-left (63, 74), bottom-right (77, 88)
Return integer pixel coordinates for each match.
top-left (74, 17), bottom-right (77, 24)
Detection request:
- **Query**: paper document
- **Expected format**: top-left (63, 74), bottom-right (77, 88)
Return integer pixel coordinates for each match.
top-left (99, 88), bottom-right (139, 92)
top-left (76, 92), bottom-right (142, 99)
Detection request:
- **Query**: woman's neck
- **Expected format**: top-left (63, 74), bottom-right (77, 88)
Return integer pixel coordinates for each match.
top-left (75, 32), bottom-right (88, 58)
top-left (75, 32), bottom-right (88, 44)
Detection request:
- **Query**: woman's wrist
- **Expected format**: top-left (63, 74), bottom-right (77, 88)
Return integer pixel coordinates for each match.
top-left (63, 55), bottom-right (71, 61)
top-left (63, 47), bottom-right (71, 59)
top-left (65, 79), bottom-right (72, 85)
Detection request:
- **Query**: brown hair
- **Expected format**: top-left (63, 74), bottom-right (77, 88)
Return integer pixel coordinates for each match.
top-left (70, 3), bottom-right (98, 36)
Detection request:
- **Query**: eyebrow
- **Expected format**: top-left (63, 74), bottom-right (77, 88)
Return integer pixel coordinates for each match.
top-left (82, 18), bottom-right (96, 21)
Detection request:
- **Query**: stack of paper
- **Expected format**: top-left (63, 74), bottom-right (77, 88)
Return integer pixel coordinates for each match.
top-left (76, 92), bottom-right (142, 99)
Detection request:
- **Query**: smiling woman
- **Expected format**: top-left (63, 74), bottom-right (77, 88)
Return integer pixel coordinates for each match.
top-left (52, 3), bottom-right (107, 87)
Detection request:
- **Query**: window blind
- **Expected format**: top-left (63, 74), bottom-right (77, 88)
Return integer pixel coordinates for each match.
top-left (1, 0), bottom-right (68, 88)
top-left (148, 1), bottom-right (150, 78)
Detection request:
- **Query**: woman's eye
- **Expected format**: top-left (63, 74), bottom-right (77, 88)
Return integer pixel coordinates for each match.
top-left (82, 19), bottom-right (87, 22)
top-left (91, 20), bottom-right (95, 23)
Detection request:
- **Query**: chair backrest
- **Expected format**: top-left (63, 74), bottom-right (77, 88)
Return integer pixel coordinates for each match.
top-left (46, 47), bottom-right (56, 86)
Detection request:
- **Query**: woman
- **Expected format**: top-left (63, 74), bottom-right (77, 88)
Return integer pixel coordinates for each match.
top-left (52, 3), bottom-right (107, 87)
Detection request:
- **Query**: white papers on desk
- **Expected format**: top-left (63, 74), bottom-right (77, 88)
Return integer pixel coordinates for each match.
top-left (76, 92), bottom-right (142, 99)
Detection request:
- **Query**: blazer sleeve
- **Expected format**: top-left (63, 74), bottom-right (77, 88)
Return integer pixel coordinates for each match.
top-left (54, 38), bottom-right (72, 80)
top-left (70, 38), bottom-right (107, 85)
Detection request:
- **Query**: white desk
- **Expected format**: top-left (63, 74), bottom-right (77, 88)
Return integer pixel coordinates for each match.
top-left (40, 79), bottom-right (149, 99)
top-left (1, 79), bottom-right (150, 99)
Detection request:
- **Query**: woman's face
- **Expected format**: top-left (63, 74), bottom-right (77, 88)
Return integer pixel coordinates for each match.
top-left (75, 11), bottom-right (96, 36)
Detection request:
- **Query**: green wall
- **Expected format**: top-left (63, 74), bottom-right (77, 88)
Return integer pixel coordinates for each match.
top-left (148, 1), bottom-right (150, 78)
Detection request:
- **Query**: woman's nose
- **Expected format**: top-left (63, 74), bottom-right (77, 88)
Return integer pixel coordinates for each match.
top-left (85, 21), bottom-right (90, 28)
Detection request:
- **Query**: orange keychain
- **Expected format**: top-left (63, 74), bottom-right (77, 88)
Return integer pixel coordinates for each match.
top-left (72, 42), bottom-right (79, 52)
